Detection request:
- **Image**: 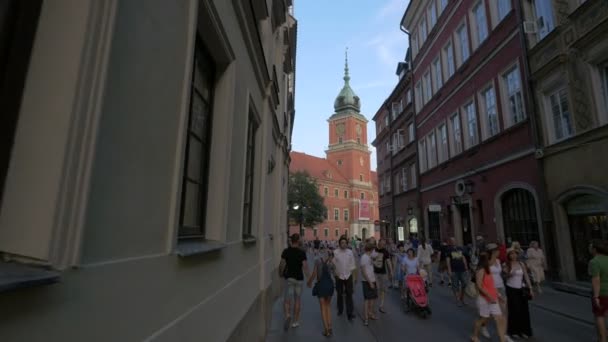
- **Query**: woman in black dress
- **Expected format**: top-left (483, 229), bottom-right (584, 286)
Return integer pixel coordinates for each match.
top-left (307, 248), bottom-right (336, 337)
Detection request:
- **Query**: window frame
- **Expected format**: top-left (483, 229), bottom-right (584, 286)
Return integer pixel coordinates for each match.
top-left (437, 123), bottom-right (449, 163)
top-left (178, 40), bottom-right (216, 239)
top-left (472, 1), bottom-right (488, 49)
top-left (334, 208), bottom-right (340, 221)
top-left (480, 85), bottom-right (499, 140)
top-left (432, 57), bottom-right (443, 93)
top-left (547, 87), bottom-right (574, 143)
top-left (501, 64), bottom-right (526, 128)
top-left (443, 40), bottom-right (455, 80)
top-left (456, 23), bottom-right (470, 67)
top-left (344, 209), bottom-right (349, 221)
top-left (462, 101), bottom-right (479, 149)
top-left (242, 110), bottom-right (260, 238)
top-left (449, 112), bottom-right (463, 155)
top-left (408, 123), bottom-right (415, 143)
top-left (411, 163), bottom-right (417, 188)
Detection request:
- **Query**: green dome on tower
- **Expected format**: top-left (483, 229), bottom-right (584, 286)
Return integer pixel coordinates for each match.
top-left (334, 49), bottom-right (361, 112)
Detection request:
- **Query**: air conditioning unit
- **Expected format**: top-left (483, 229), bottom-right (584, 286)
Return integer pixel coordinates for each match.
top-left (523, 21), bottom-right (537, 34)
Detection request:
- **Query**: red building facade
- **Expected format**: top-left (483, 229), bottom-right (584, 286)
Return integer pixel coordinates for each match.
top-left (289, 55), bottom-right (379, 241)
top-left (401, 0), bottom-right (546, 247)
top-left (372, 57), bottom-right (420, 242)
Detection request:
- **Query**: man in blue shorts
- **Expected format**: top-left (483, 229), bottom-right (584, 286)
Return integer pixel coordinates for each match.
top-left (446, 237), bottom-right (469, 307)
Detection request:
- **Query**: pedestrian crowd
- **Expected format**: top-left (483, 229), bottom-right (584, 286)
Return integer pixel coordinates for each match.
top-left (279, 232), bottom-right (608, 341)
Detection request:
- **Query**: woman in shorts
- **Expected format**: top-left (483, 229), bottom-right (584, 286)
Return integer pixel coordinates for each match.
top-left (471, 252), bottom-right (507, 342)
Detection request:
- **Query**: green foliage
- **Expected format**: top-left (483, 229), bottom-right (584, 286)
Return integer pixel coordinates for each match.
top-left (288, 171), bottom-right (327, 228)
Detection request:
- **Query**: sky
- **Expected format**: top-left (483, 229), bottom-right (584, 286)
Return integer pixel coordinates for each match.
top-left (292, 0), bottom-right (410, 170)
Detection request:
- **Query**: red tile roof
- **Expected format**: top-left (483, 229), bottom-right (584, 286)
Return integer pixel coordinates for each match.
top-left (290, 151), bottom-right (349, 183)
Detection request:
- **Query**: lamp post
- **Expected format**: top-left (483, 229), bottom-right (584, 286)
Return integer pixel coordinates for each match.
top-left (293, 204), bottom-right (306, 237)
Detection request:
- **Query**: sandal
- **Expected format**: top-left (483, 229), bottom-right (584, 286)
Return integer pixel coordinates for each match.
top-left (379, 307), bottom-right (387, 314)
top-left (369, 315), bottom-right (378, 320)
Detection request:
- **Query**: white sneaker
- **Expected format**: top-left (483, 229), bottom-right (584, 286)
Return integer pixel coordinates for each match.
top-left (505, 336), bottom-right (515, 342)
top-left (481, 326), bottom-right (491, 338)
top-left (291, 322), bottom-right (300, 328)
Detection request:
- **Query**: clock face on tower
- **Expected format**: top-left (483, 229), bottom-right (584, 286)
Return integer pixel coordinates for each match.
top-left (359, 156), bottom-right (364, 166)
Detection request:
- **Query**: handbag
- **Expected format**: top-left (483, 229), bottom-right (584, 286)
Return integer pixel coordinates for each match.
top-left (519, 262), bottom-right (532, 300)
top-left (465, 279), bottom-right (479, 298)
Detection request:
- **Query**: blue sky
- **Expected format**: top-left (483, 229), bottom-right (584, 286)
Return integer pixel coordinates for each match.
top-left (292, 0), bottom-right (410, 170)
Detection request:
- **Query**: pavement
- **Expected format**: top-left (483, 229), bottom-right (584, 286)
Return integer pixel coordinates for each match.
top-left (266, 256), bottom-right (595, 341)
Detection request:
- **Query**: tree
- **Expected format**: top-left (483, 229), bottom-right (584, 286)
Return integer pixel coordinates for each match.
top-left (288, 171), bottom-right (327, 229)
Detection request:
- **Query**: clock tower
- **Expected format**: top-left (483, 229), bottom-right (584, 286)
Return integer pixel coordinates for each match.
top-left (326, 50), bottom-right (372, 186)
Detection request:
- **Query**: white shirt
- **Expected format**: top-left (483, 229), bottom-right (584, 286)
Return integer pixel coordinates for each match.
top-left (417, 244), bottom-right (434, 265)
top-left (360, 253), bottom-right (376, 282)
top-left (403, 257), bottom-right (419, 275)
top-left (506, 266), bottom-right (525, 288)
top-left (490, 260), bottom-right (504, 289)
top-left (333, 248), bottom-right (356, 280)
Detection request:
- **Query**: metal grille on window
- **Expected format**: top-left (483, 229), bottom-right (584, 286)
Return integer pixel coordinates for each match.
top-left (179, 41), bottom-right (215, 238)
top-left (501, 189), bottom-right (540, 247)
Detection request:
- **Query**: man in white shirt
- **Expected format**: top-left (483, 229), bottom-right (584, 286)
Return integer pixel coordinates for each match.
top-left (333, 237), bottom-right (357, 320)
top-left (360, 242), bottom-right (378, 325)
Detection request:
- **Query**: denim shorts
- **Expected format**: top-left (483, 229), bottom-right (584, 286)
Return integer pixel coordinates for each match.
top-left (285, 278), bottom-right (303, 299)
top-left (451, 271), bottom-right (467, 290)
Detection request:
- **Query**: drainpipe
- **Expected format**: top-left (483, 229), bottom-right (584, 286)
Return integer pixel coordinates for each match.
top-left (514, 0), bottom-right (556, 279)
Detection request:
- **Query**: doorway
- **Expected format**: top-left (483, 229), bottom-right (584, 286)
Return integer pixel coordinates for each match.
top-left (362, 227), bottom-right (367, 239)
top-left (458, 204), bottom-right (472, 246)
top-left (567, 194), bottom-right (608, 281)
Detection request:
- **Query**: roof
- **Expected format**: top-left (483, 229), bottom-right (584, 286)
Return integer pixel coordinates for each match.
top-left (289, 151), bottom-right (349, 184)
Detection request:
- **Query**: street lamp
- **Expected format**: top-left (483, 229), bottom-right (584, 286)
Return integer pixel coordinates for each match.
top-left (293, 204), bottom-right (305, 237)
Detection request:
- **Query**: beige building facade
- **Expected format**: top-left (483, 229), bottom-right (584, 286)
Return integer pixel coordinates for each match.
top-left (0, 0), bottom-right (296, 341)
top-left (523, 0), bottom-right (608, 282)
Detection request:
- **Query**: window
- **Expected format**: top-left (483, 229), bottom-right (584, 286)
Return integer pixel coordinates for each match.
top-left (334, 188), bottom-right (339, 197)
top-left (549, 88), bottom-right (574, 142)
top-left (357, 137), bottom-right (361, 144)
top-left (338, 136), bottom-right (343, 143)
top-left (473, 2), bottom-right (488, 47)
top-left (385, 141), bottom-right (391, 156)
top-left (392, 101), bottom-right (402, 120)
top-left (324, 228), bottom-right (329, 237)
top-left (498, 0), bottom-right (511, 21)
top-left (179, 42), bottom-right (216, 238)
top-left (324, 210), bottom-right (328, 220)
top-left (324, 187), bottom-right (329, 196)
top-left (242, 112), bottom-right (259, 237)
top-left (359, 174), bottom-right (363, 182)
top-left (344, 190), bottom-right (349, 198)
top-left (429, 2), bottom-right (438, 28)
top-left (420, 18), bottom-right (428, 42)
top-left (314, 228), bottom-right (318, 237)
top-left (337, 159), bottom-right (342, 166)
top-left (344, 228), bottom-right (349, 236)
top-left (401, 167), bottom-right (408, 191)
top-left (441, 0), bottom-right (448, 12)
top-left (427, 133), bottom-right (437, 169)
top-left (411, 163), bottom-right (417, 187)
top-left (415, 81), bottom-right (422, 113)
top-left (438, 124), bottom-right (449, 163)
top-left (482, 87), bottom-right (499, 139)
top-left (397, 129), bottom-right (405, 149)
top-left (444, 42), bottom-right (455, 79)
top-left (335, 228), bottom-right (339, 237)
top-left (534, 0), bottom-right (555, 40)
top-left (408, 123), bottom-right (415, 143)
top-left (457, 24), bottom-right (470, 65)
top-left (412, 35), bottom-right (419, 57)
top-left (360, 192), bottom-right (365, 200)
top-left (406, 89), bottom-right (412, 104)
top-left (503, 66), bottom-right (525, 127)
top-left (385, 114), bottom-right (389, 127)
top-left (394, 174), bottom-right (401, 194)
top-left (433, 58), bottom-right (443, 93)
top-left (463, 102), bottom-right (478, 148)
top-left (344, 209), bottom-right (349, 221)
top-left (424, 71), bottom-right (432, 103)
top-left (334, 208), bottom-right (339, 221)
top-left (450, 113), bottom-right (463, 154)
top-left (418, 140), bottom-right (427, 172)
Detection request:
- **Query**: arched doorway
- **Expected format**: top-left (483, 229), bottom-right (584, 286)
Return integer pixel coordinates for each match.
top-left (362, 227), bottom-right (368, 239)
top-left (566, 194), bottom-right (608, 280)
top-left (502, 188), bottom-right (540, 247)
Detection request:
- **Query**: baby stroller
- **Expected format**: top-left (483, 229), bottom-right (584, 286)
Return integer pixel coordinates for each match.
top-left (403, 274), bottom-right (432, 318)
